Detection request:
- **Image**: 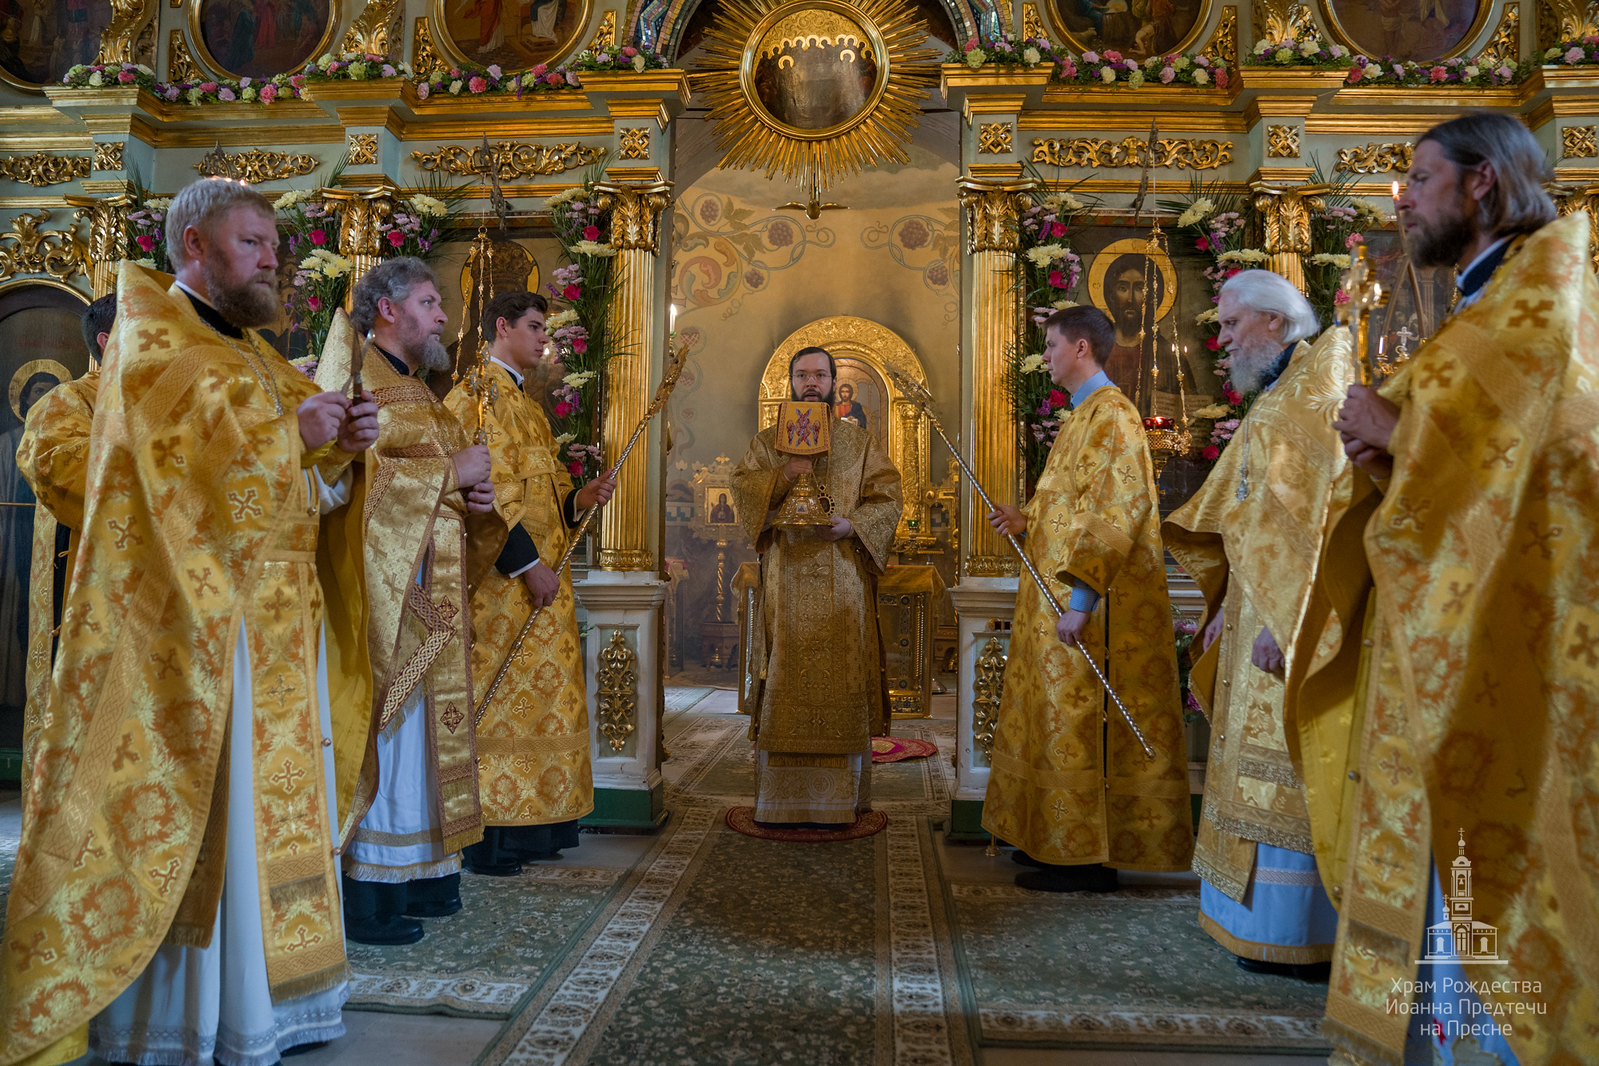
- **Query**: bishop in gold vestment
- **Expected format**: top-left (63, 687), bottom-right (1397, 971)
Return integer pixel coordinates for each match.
top-left (729, 346), bottom-right (902, 825)
top-left (1303, 117), bottom-right (1598, 1065)
top-left (1, 180), bottom-right (374, 1066)
top-left (984, 307), bottom-right (1192, 889)
top-left (323, 258), bottom-right (503, 945)
top-left (1164, 271), bottom-right (1357, 969)
top-left (444, 291), bottom-right (612, 872)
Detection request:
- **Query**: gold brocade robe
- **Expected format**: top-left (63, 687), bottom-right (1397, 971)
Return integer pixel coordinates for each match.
top-left (443, 362), bottom-right (592, 826)
top-left (315, 334), bottom-right (503, 856)
top-left (0, 265), bottom-right (347, 1066)
top-left (14, 371), bottom-right (99, 799)
top-left (1294, 213), bottom-right (1599, 1065)
top-left (729, 420), bottom-right (903, 757)
top-left (1162, 328), bottom-right (1358, 905)
top-left (982, 384), bottom-right (1193, 870)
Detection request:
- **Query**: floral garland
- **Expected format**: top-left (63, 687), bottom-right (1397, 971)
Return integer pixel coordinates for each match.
top-left (950, 34), bottom-right (1231, 88)
top-left (1547, 36), bottom-right (1599, 65)
top-left (1242, 34), bottom-right (1531, 85)
top-left (414, 47), bottom-right (669, 99)
top-left (544, 181), bottom-right (620, 481)
top-left (1005, 188), bottom-right (1091, 483)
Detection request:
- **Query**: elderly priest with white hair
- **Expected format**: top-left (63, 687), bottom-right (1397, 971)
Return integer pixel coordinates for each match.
top-left (1162, 269), bottom-right (1360, 978)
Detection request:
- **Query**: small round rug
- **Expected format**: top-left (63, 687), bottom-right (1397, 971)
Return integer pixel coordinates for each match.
top-left (871, 736), bottom-right (939, 763)
top-left (724, 807), bottom-right (888, 842)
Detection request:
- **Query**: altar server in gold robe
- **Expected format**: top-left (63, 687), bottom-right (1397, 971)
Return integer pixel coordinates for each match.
top-left (322, 256), bottom-right (503, 947)
top-left (0, 178), bottom-right (378, 1066)
top-left (984, 305), bottom-right (1192, 892)
top-left (729, 346), bottom-right (903, 826)
top-left (14, 293), bottom-right (110, 800)
top-left (1163, 270), bottom-right (1357, 975)
top-left (1307, 112), bottom-right (1599, 1065)
top-left (444, 291), bottom-right (614, 874)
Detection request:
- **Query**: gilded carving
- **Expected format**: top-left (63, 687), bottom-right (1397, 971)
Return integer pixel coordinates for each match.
top-left (411, 17), bottom-right (448, 78)
top-left (321, 184), bottom-right (399, 258)
top-left (1252, 0), bottom-right (1316, 42)
top-left (1553, 185), bottom-right (1599, 272)
top-left (1479, 2), bottom-right (1521, 66)
top-left (0, 210), bottom-right (88, 283)
top-left (412, 142), bottom-right (606, 179)
top-left (978, 122), bottom-right (1014, 155)
top-left (64, 194), bottom-right (133, 297)
top-left (1335, 142), bottom-right (1414, 173)
top-left (1200, 4), bottom-right (1238, 67)
top-left (343, 0), bottom-right (403, 56)
top-left (972, 636), bottom-right (1006, 758)
top-left (94, 142), bottom-right (125, 172)
top-left (966, 555), bottom-right (1019, 577)
top-left (956, 183), bottom-right (1030, 253)
top-left (1266, 124), bottom-right (1300, 159)
top-left (1031, 136), bottom-right (1233, 171)
top-left (95, 0), bottom-right (157, 66)
top-left (1563, 125), bottom-right (1597, 159)
top-left (166, 29), bottom-right (201, 83)
top-left (347, 133), bottom-right (379, 166)
top-left (1545, 0), bottom-right (1599, 40)
top-left (1251, 181), bottom-right (1329, 293)
top-left (1021, 1), bottom-right (1047, 38)
top-left (594, 181), bottom-right (674, 253)
top-left (0, 153), bottom-right (90, 187)
top-left (587, 9), bottom-right (618, 50)
top-left (596, 629), bottom-right (638, 754)
top-left (195, 148), bottom-right (320, 183)
top-left (598, 547), bottom-right (656, 570)
top-left (617, 128), bottom-right (651, 161)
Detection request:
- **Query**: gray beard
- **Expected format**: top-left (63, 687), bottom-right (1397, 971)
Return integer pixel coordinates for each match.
top-left (1228, 337), bottom-right (1283, 395)
top-left (418, 335), bottom-right (451, 372)
top-left (204, 260), bottom-right (280, 329)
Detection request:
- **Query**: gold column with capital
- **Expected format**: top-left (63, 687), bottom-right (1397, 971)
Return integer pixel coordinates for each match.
top-left (321, 177), bottom-right (401, 298)
top-left (956, 177), bottom-right (1034, 578)
top-left (1249, 181), bottom-right (1329, 296)
top-left (65, 183), bottom-right (134, 298)
top-left (594, 179), bottom-right (673, 571)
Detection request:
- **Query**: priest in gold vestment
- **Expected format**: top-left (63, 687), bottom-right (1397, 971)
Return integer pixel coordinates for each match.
top-left (1308, 114), bottom-right (1599, 1065)
top-left (729, 346), bottom-right (903, 826)
top-left (1163, 271), bottom-right (1356, 974)
top-left (0, 180), bottom-right (378, 1066)
top-left (984, 306), bottom-right (1192, 892)
top-left (13, 293), bottom-right (109, 804)
top-left (443, 291), bottom-right (614, 874)
top-left (320, 257), bottom-right (503, 946)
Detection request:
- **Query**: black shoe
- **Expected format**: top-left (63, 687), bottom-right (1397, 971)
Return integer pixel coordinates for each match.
top-left (1236, 956), bottom-right (1331, 981)
top-left (1014, 864), bottom-right (1119, 893)
top-left (345, 912), bottom-right (425, 946)
top-left (1011, 850), bottom-right (1046, 868)
top-left (405, 873), bottom-right (462, 917)
top-left (462, 839), bottom-right (522, 877)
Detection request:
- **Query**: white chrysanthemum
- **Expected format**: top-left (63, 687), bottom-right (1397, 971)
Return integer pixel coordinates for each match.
top-left (1194, 403), bottom-right (1230, 419)
top-left (553, 431), bottom-right (577, 446)
top-left (410, 193), bottom-right (447, 217)
top-left (545, 186), bottom-right (588, 208)
top-left (1023, 46), bottom-right (1041, 65)
top-left (1176, 197), bottom-right (1216, 228)
top-left (146, 198), bottom-right (171, 210)
top-left (562, 370), bottom-right (596, 387)
top-left (1050, 298), bottom-right (1076, 309)
top-left (570, 240), bottom-right (617, 257)
top-left (546, 309), bottom-right (579, 329)
top-left (1019, 353), bottom-right (1047, 374)
top-left (1194, 307), bottom-right (1219, 325)
top-left (1218, 248), bottom-right (1269, 265)
top-left (274, 189), bottom-right (313, 210)
top-left (1024, 243), bottom-right (1068, 267)
top-left (1310, 252), bottom-right (1351, 268)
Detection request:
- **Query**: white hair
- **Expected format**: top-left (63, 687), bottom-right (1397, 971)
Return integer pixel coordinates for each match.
top-left (1219, 269), bottom-right (1320, 343)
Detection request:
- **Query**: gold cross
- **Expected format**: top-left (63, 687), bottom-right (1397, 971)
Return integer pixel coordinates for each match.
top-left (1568, 622), bottom-right (1599, 668)
top-left (1507, 298), bottom-right (1554, 329)
top-left (137, 327), bottom-right (170, 351)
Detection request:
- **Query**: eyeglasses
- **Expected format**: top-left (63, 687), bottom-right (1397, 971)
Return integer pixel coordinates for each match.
top-left (792, 370), bottom-right (831, 382)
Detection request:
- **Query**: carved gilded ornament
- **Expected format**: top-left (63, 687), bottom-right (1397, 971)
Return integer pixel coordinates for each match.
top-left (596, 629), bottom-right (639, 754)
top-left (1031, 136), bottom-right (1232, 171)
top-left (195, 149), bottom-right (320, 183)
top-left (412, 142), bottom-right (606, 179)
top-left (1336, 142), bottom-right (1414, 174)
top-left (587, 9), bottom-right (618, 50)
top-left (1563, 125), bottom-right (1598, 159)
top-left (978, 123), bottom-right (1014, 155)
top-left (321, 185), bottom-right (399, 258)
top-left (411, 17), bottom-right (448, 78)
top-left (1545, 0), bottom-right (1599, 39)
top-left (343, 0), bottom-right (403, 56)
top-left (957, 184), bottom-right (1030, 253)
top-left (166, 29), bottom-right (203, 83)
top-left (1266, 125), bottom-right (1300, 159)
top-left (347, 133), bottom-right (379, 166)
top-left (594, 181), bottom-right (674, 253)
top-left (0, 211), bottom-right (88, 283)
top-left (93, 142), bottom-right (125, 172)
top-left (617, 128), bottom-right (652, 161)
top-left (1479, 2), bottom-right (1521, 66)
top-left (966, 555), bottom-right (1019, 577)
top-left (972, 636), bottom-right (1006, 757)
top-left (64, 194), bottom-right (133, 297)
top-left (1251, 181), bottom-right (1328, 293)
top-left (1252, 0), bottom-right (1315, 43)
top-left (1201, 5), bottom-right (1238, 67)
top-left (0, 154), bottom-right (91, 187)
top-left (1021, 1), bottom-right (1047, 38)
top-left (95, 0), bottom-right (157, 66)
top-left (1554, 185), bottom-right (1599, 272)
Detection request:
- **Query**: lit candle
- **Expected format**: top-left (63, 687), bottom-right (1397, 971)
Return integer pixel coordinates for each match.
top-left (669, 303), bottom-right (678, 334)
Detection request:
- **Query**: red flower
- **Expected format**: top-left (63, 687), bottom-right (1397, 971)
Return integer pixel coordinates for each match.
top-left (571, 336), bottom-right (588, 354)
top-left (1050, 221), bottom-right (1067, 237)
top-left (582, 224), bottom-right (600, 240)
top-left (1202, 445), bottom-right (1220, 460)
top-left (387, 230), bottom-right (405, 247)
top-left (562, 283), bottom-right (580, 300)
top-left (306, 295), bottom-right (322, 312)
top-left (309, 229), bottom-right (327, 245)
top-left (1205, 335), bottom-right (1220, 350)
top-left (1048, 269), bottom-right (1065, 288)
top-left (1215, 69), bottom-right (1229, 89)
top-left (554, 400), bottom-right (574, 417)
top-left (1225, 388), bottom-right (1243, 405)
top-left (1428, 65), bottom-right (1447, 82)
top-left (135, 234), bottom-right (155, 251)
top-left (1195, 236), bottom-right (1210, 251)
top-left (1346, 66), bottom-right (1364, 84)
top-left (567, 460), bottom-right (584, 477)
top-left (1224, 267), bottom-right (1241, 279)
top-left (468, 76), bottom-right (488, 93)
top-left (1047, 388), bottom-right (1067, 409)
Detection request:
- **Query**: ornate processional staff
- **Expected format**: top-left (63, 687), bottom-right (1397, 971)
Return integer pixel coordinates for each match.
top-left (475, 339), bottom-right (692, 719)
top-left (885, 366), bottom-right (1158, 761)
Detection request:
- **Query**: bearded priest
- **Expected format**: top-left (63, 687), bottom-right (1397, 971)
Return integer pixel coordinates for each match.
top-left (1163, 269), bottom-right (1358, 978)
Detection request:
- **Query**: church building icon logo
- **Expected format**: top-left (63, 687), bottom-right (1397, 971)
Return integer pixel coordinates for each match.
top-left (1419, 830), bottom-right (1505, 965)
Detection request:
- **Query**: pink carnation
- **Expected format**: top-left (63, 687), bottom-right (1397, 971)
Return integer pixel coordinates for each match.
top-left (1346, 65), bottom-right (1364, 84)
top-left (218, 87), bottom-right (236, 101)
top-left (1214, 68), bottom-right (1229, 88)
top-left (1429, 65), bottom-right (1448, 82)
top-left (1567, 46), bottom-right (1585, 63)
top-left (117, 70), bottom-right (136, 82)
top-left (469, 76), bottom-right (488, 92)
top-left (199, 81), bottom-right (218, 92)
top-left (1159, 66), bottom-right (1175, 83)
top-left (1103, 49), bottom-right (1123, 62)
top-left (416, 82), bottom-right (430, 99)
top-left (1082, 50), bottom-right (1099, 63)
top-left (565, 70), bottom-right (580, 86)
top-left (1346, 232), bottom-right (1363, 248)
top-left (260, 83), bottom-right (278, 102)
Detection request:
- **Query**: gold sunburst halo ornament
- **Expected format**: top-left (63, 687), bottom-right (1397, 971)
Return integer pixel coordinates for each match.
top-left (692, 0), bottom-right (938, 194)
